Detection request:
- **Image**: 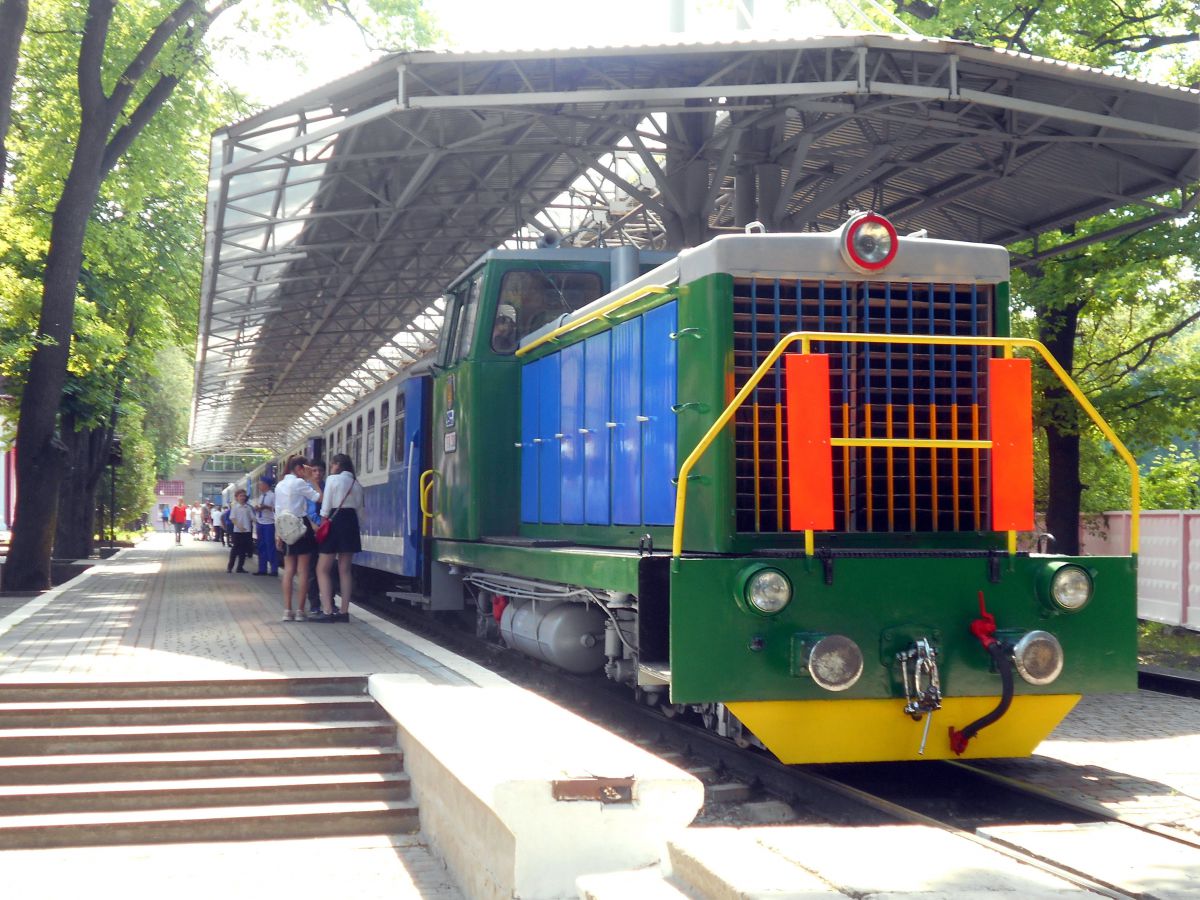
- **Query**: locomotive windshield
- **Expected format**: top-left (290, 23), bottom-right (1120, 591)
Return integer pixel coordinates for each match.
top-left (491, 269), bottom-right (603, 354)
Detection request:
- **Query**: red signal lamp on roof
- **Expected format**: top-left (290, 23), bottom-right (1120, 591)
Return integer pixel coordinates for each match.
top-left (839, 211), bottom-right (899, 273)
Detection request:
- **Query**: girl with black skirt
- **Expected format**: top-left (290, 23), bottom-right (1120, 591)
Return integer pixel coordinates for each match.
top-left (315, 453), bottom-right (364, 622)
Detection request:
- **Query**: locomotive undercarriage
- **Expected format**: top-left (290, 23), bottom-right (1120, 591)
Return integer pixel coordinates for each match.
top-left (458, 569), bottom-right (766, 749)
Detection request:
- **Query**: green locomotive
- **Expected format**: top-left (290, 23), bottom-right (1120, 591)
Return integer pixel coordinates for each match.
top-left (403, 213), bottom-right (1139, 763)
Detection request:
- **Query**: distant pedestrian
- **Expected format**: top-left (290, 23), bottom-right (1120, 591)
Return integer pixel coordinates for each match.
top-left (212, 504), bottom-right (225, 545)
top-left (252, 477), bottom-right (277, 576)
top-left (226, 490), bottom-right (254, 573)
top-left (169, 499), bottom-right (188, 545)
top-left (160, 504), bottom-right (169, 532)
top-left (201, 503), bottom-right (213, 541)
top-left (274, 456), bottom-right (322, 622)
top-left (316, 453), bottom-right (363, 623)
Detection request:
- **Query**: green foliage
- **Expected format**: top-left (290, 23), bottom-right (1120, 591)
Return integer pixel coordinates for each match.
top-left (141, 346), bottom-right (194, 479)
top-left (98, 401), bottom-right (158, 531)
top-left (816, 0), bottom-right (1199, 83)
top-left (2, 0), bottom-right (433, 529)
top-left (1143, 446), bottom-right (1200, 509)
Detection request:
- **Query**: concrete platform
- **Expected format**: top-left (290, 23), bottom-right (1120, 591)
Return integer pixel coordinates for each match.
top-left (0, 534), bottom-right (702, 899)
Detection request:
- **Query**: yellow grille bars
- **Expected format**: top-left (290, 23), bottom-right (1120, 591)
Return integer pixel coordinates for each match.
top-left (670, 332), bottom-right (1140, 561)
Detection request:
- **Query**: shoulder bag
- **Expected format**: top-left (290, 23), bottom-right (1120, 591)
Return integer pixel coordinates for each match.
top-left (315, 476), bottom-right (356, 544)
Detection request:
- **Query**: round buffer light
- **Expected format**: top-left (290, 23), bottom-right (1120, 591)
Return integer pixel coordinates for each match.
top-left (1012, 631), bottom-right (1065, 686)
top-left (839, 212), bottom-right (899, 273)
top-left (746, 568), bottom-right (792, 614)
top-left (804, 635), bottom-right (864, 692)
top-left (1048, 563), bottom-right (1093, 611)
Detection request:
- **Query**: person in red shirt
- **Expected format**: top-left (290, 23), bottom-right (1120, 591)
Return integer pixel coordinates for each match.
top-left (169, 499), bottom-right (188, 545)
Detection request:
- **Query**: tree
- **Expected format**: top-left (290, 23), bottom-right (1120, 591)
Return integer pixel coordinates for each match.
top-left (1011, 211), bottom-right (1200, 546)
top-left (0, 0), bottom-right (432, 589)
top-left (0, 0), bottom-right (29, 190)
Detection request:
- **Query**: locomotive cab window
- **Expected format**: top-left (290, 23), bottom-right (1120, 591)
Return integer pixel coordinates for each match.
top-left (491, 269), bottom-right (604, 354)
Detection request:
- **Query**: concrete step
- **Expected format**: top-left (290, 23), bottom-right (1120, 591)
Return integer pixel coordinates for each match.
top-left (0, 771), bottom-right (411, 815)
top-left (0, 745), bottom-right (405, 785)
top-left (0, 695), bottom-right (385, 728)
top-left (577, 868), bottom-right (695, 899)
top-left (0, 676), bottom-right (368, 703)
top-left (0, 720), bottom-right (397, 757)
top-left (668, 829), bottom-right (849, 899)
top-left (0, 798), bottom-right (420, 850)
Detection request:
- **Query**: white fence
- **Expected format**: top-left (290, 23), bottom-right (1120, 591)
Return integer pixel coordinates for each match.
top-left (1080, 511), bottom-right (1200, 630)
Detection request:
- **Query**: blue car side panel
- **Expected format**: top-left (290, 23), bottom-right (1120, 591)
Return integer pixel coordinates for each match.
top-left (559, 341), bottom-right (585, 525)
top-left (583, 332), bottom-right (612, 525)
top-left (520, 359), bottom-right (539, 523)
top-left (611, 317), bottom-right (642, 525)
top-left (538, 353), bottom-right (561, 524)
top-left (641, 302), bottom-right (677, 525)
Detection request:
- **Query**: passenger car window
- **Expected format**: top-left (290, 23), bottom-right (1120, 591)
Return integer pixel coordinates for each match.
top-left (394, 395), bottom-right (406, 465)
top-left (379, 401), bottom-right (390, 470)
top-left (366, 410), bottom-right (376, 474)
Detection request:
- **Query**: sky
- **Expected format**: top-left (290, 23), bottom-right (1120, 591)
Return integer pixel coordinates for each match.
top-left (213, 0), bottom-right (847, 108)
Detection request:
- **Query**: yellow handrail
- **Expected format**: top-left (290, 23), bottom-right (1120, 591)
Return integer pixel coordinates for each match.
top-left (670, 331), bottom-right (1140, 559)
top-left (419, 469), bottom-right (439, 536)
top-left (515, 284), bottom-right (672, 358)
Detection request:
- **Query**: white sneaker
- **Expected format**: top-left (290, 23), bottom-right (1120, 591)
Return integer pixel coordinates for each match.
top-left (281, 610), bottom-right (297, 622)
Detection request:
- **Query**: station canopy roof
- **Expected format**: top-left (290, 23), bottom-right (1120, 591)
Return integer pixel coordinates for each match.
top-left (192, 32), bottom-right (1200, 453)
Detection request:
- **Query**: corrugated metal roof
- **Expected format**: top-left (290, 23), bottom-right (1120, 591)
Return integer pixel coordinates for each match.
top-left (193, 32), bottom-right (1199, 452)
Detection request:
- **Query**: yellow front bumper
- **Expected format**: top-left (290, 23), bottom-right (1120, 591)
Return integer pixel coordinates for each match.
top-left (727, 694), bottom-right (1080, 764)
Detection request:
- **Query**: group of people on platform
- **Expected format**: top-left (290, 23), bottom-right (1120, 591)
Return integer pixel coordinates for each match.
top-left (226, 453), bottom-right (363, 624)
top-left (164, 500), bottom-right (225, 543)
top-left (163, 454), bottom-right (363, 623)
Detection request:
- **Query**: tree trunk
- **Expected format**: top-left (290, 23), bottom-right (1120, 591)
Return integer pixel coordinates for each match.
top-left (1045, 424), bottom-right (1083, 556)
top-left (4, 121), bottom-right (107, 590)
top-left (1038, 300), bottom-right (1085, 555)
top-left (54, 416), bottom-right (112, 560)
top-left (0, 0), bottom-right (29, 192)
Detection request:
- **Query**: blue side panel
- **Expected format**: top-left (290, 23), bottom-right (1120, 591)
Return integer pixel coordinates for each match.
top-left (583, 332), bottom-right (612, 525)
top-left (559, 342), bottom-right (585, 525)
top-left (401, 376), bottom-right (428, 577)
top-left (641, 302), bottom-right (678, 525)
top-left (520, 360), bottom-right (539, 523)
top-left (537, 353), bottom-right (562, 524)
top-left (611, 318), bottom-right (642, 525)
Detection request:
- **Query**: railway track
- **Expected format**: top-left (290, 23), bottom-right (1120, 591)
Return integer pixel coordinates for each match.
top-left (358, 590), bottom-right (1194, 897)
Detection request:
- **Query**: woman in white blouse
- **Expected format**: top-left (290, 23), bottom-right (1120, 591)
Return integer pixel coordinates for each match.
top-left (315, 453), bottom-right (364, 622)
top-left (274, 455), bottom-right (322, 621)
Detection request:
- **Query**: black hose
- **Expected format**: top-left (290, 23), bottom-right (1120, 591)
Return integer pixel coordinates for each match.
top-left (949, 641), bottom-right (1014, 754)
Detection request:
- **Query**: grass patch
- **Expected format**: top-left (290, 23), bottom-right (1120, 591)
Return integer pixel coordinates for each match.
top-left (1139, 620), bottom-right (1200, 672)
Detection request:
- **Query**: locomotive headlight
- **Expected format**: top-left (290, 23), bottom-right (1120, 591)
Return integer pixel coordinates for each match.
top-left (1040, 562), bottom-right (1093, 612)
top-left (1012, 631), bottom-right (1065, 685)
top-left (839, 212), bottom-right (899, 273)
top-left (745, 568), bottom-right (792, 614)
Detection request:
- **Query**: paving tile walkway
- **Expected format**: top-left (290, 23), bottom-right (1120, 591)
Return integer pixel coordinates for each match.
top-left (0, 532), bottom-right (458, 682)
top-left (977, 691), bottom-right (1200, 840)
top-left (0, 834), bottom-right (463, 900)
